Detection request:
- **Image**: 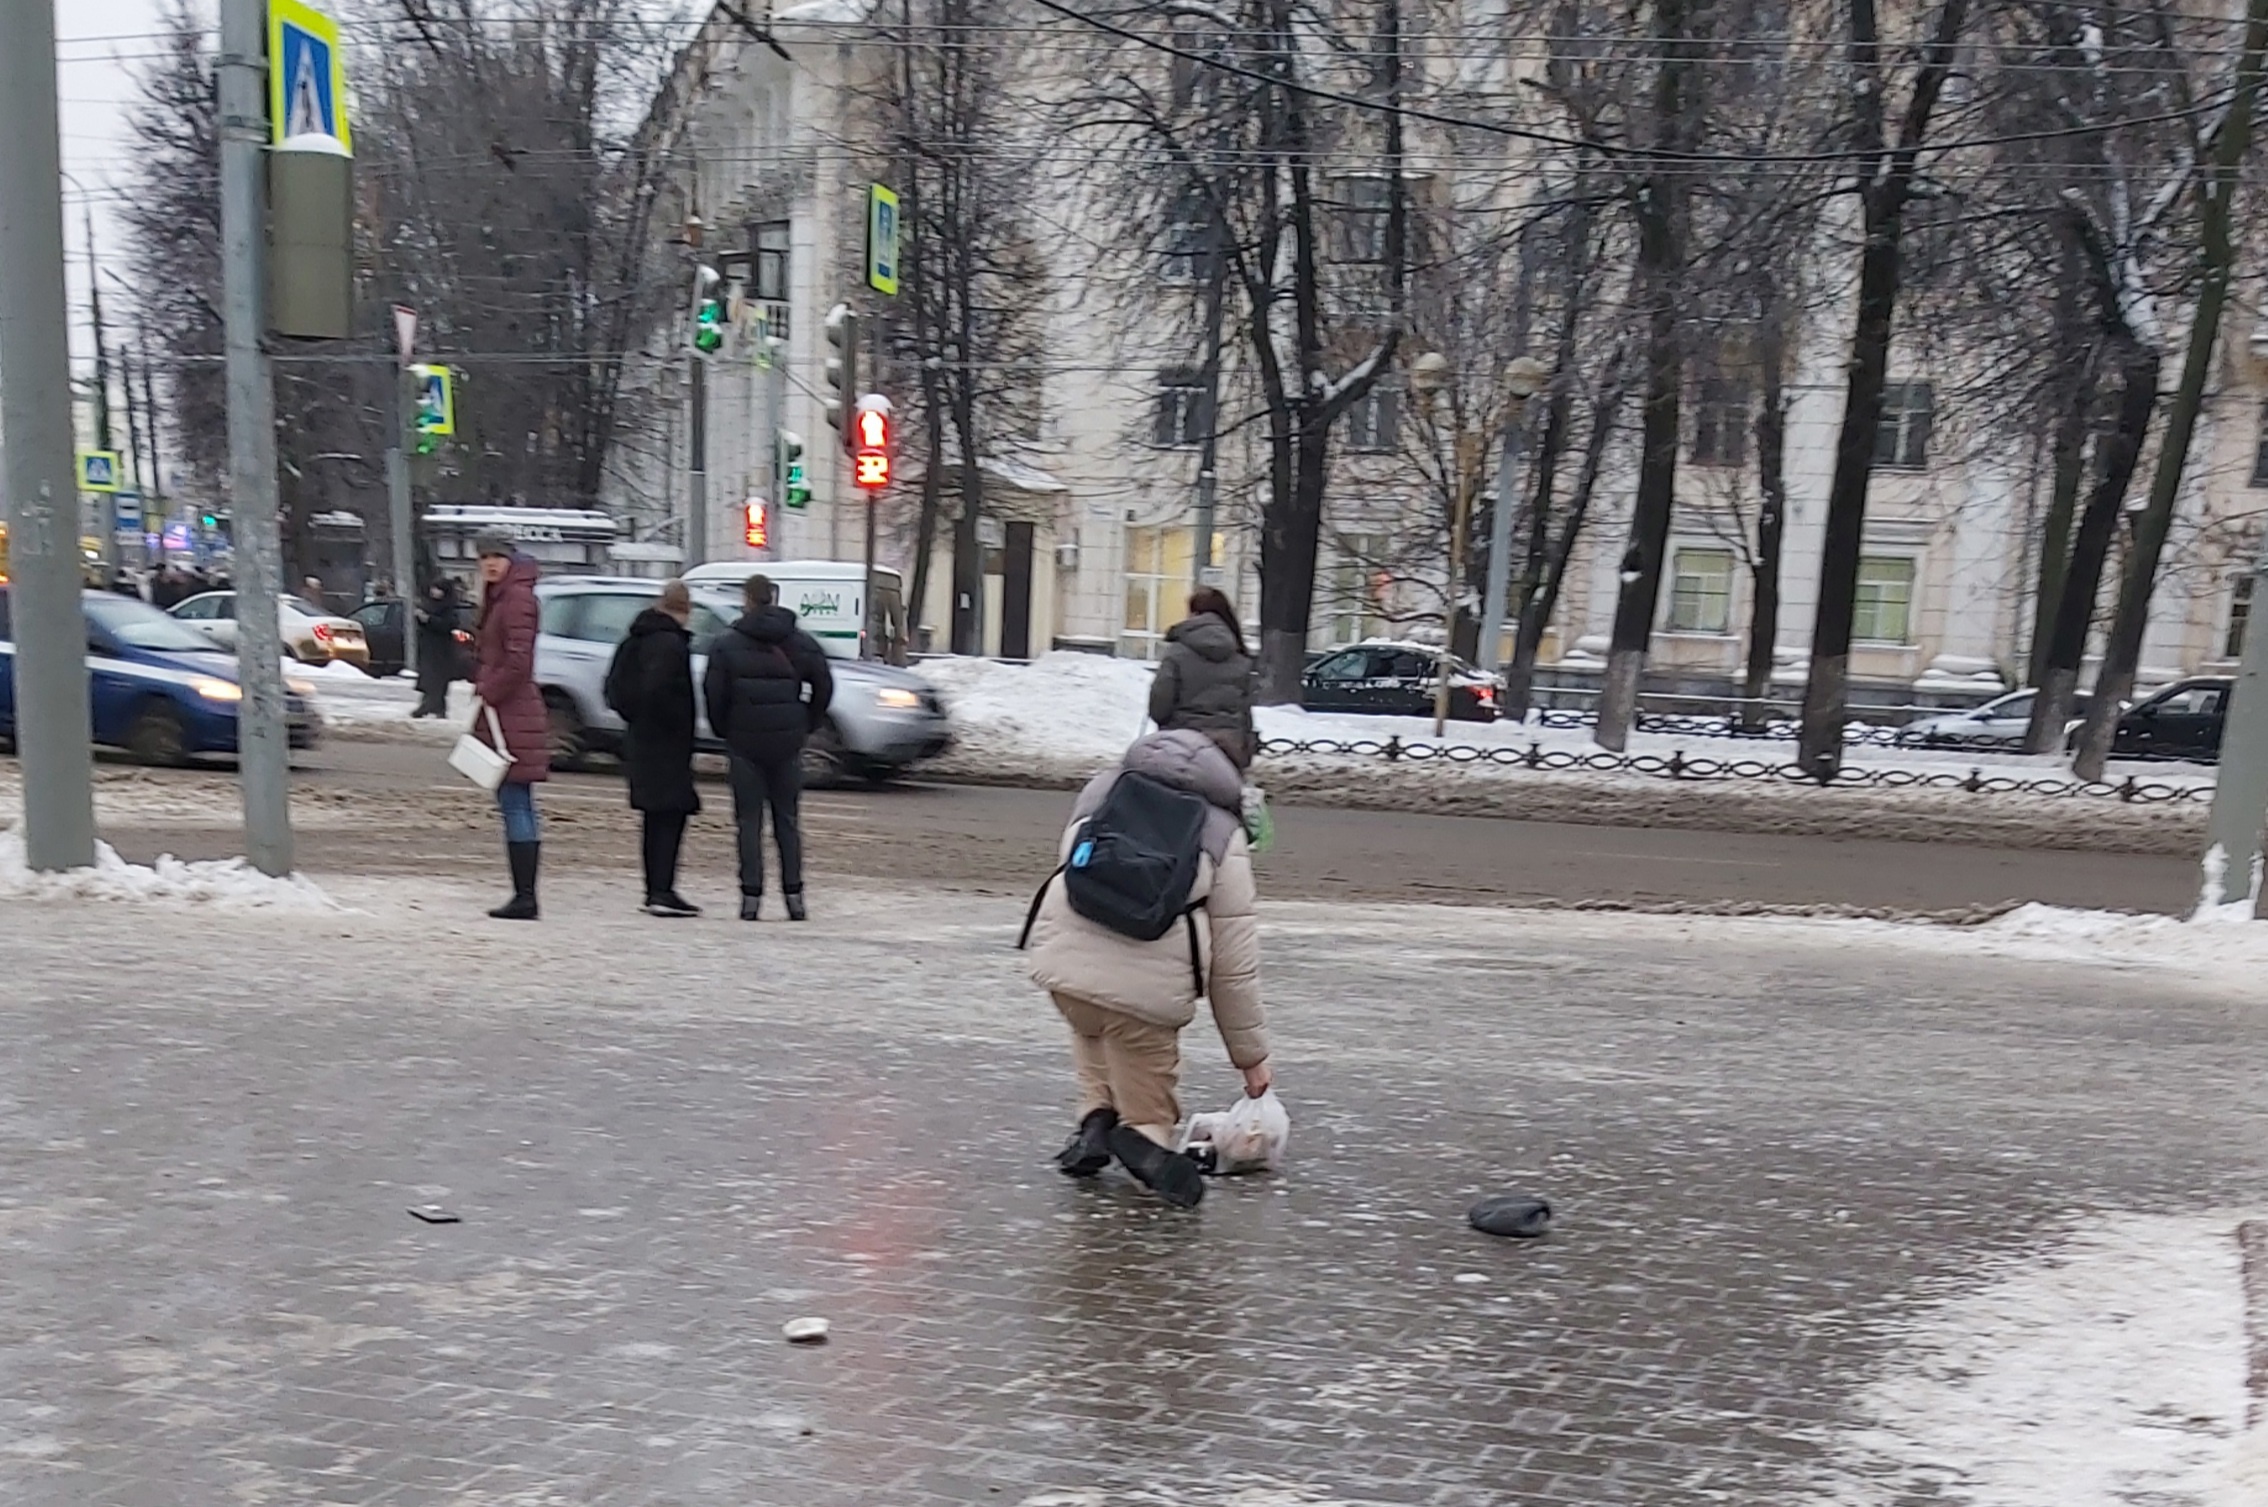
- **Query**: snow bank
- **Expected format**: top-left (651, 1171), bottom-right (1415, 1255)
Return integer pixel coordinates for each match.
top-left (1818, 1213), bottom-right (2250, 1506)
top-left (908, 652), bottom-right (2212, 797)
top-left (0, 827), bottom-right (336, 911)
top-left (915, 653), bottom-right (1156, 770)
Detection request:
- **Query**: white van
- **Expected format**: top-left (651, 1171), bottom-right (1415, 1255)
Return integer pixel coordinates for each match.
top-left (678, 560), bottom-right (906, 663)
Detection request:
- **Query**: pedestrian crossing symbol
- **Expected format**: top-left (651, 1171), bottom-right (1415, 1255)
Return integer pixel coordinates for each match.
top-left (267, 0), bottom-right (352, 153)
top-left (76, 451), bottom-right (122, 494)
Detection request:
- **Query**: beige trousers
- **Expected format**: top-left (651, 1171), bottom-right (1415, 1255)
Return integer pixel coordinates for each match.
top-left (1052, 992), bottom-right (1182, 1146)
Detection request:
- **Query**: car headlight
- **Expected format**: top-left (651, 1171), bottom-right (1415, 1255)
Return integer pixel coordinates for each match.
top-left (190, 677), bottom-right (244, 704)
top-left (286, 678), bottom-right (315, 697)
top-left (875, 687), bottom-right (921, 710)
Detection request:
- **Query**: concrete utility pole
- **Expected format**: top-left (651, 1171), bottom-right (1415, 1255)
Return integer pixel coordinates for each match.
top-left (218, 0), bottom-right (296, 875)
top-left (1477, 358), bottom-right (1550, 680)
top-left (84, 206), bottom-right (119, 565)
top-left (0, 0), bottom-right (97, 869)
top-left (2204, 551), bottom-right (2268, 911)
top-left (386, 308), bottom-right (416, 677)
top-left (686, 217), bottom-right (710, 568)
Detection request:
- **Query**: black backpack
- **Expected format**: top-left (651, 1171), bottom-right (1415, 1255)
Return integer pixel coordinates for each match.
top-left (1019, 771), bottom-right (1210, 993)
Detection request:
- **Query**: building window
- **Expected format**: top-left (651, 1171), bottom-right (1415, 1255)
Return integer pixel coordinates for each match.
top-left (1690, 377), bottom-right (1750, 468)
top-left (1347, 385), bottom-right (1399, 453)
top-left (1154, 369), bottom-right (1210, 447)
top-left (1325, 533), bottom-right (1390, 645)
top-left (1163, 196), bottom-right (1211, 284)
top-left (1875, 381), bottom-right (1935, 470)
top-left (750, 220), bottom-right (790, 337)
top-left (1122, 525), bottom-right (1223, 659)
top-left (1852, 555), bottom-right (1917, 644)
top-left (1665, 547), bottom-right (1735, 633)
top-left (1334, 176), bottom-right (1394, 265)
top-left (2251, 401), bottom-right (2268, 487)
top-left (2228, 573), bottom-right (2255, 660)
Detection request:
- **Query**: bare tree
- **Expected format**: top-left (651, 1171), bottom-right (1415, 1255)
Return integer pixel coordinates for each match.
top-left (1794, 0), bottom-right (1971, 774)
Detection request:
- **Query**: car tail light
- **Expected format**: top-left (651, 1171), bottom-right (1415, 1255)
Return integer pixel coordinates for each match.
top-left (312, 622), bottom-right (334, 643)
top-left (1474, 686), bottom-right (1495, 706)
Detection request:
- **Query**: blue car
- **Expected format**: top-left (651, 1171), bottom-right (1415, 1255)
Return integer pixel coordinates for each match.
top-left (0, 589), bottom-right (321, 764)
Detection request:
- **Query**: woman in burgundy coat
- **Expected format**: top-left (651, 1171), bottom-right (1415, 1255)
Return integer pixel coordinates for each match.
top-left (471, 535), bottom-right (551, 919)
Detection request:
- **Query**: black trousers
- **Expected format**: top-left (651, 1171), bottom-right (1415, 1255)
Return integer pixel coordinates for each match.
top-left (727, 753), bottom-right (803, 898)
top-left (640, 811), bottom-right (688, 901)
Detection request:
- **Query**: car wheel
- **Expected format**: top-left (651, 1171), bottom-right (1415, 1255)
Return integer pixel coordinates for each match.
top-left (801, 721), bottom-right (848, 788)
top-left (860, 761), bottom-right (902, 788)
top-left (544, 692), bottom-right (590, 772)
top-left (128, 701), bottom-right (192, 767)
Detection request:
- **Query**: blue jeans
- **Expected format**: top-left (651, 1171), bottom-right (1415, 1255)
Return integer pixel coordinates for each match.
top-left (496, 781), bottom-right (541, 844)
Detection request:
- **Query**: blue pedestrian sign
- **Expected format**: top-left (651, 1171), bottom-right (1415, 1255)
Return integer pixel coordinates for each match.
top-left (76, 451), bottom-right (122, 493)
top-left (269, 0), bottom-right (352, 152)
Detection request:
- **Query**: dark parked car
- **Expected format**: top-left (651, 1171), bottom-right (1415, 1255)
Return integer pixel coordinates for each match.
top-left (348, 597), bottom-right (471, 680)
top-left (1301, 641), bottom-right (1499, 722)
top-left (2081, 676), bottom-right (2232, 763)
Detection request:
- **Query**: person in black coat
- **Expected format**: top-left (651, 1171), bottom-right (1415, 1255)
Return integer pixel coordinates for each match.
top-left (606, 580), bottom-right (704, 917)
top-left (412, 577), bottom-right (462, 718)
top-left (701, 573), bottom-right (834, 921)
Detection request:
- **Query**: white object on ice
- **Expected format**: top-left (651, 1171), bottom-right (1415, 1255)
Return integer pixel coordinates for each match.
top-left (0, 828), bottom-right (335, 911)
top-left (1180, 1089), bottom-right (1291, 1175)
top-left (782, 1317), bottom-right (830, 1344)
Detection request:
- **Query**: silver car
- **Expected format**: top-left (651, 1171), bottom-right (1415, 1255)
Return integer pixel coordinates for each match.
top-left (1896, 688), bottom-right (2093, 748)
top-left (533, 576), bottom-right (950, 782)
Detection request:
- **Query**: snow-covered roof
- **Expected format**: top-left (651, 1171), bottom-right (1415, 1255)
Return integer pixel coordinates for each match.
top-left (771, 0), bottom-right (878, 22)
top-left (608, 542), bottom-right (686, 563)
top-left (424, 506), bottom-right (620, 536)
top-left (980, 455), bottom-right (1070, 494)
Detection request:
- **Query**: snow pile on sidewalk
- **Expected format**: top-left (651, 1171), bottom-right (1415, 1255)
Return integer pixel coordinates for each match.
top-left (1818, 1212), bottom-right (2252, 1506)
top-left (0, 828), bottom-right (336, 911)
top-left (916, 653), bottom-right (1158, 770)
top-left (1961, 847), bottom-right (2268, 973)
top-left (307, 672), bottom-right (468, 740)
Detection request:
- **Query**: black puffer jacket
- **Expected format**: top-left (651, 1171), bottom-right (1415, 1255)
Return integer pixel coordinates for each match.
top-left (605, 608), bottom-right (701, 815)
top-left (702, 605), bottom-right (835, 766)
top-left (1149, 612), bottom-right (1256, 768)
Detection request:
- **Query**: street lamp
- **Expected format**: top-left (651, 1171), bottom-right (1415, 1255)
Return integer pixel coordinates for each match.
top-left (1416, 352), bottom-right (1551, 737)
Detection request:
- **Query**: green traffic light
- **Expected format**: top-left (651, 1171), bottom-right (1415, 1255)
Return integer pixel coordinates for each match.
top-left (694, 299), bottom-right (725, 355)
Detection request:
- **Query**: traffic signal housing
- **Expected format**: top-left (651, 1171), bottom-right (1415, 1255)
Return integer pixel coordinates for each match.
top-left (692, 265), bottom-right (724, 356)
top-left (823, 304), bottom-right (860, 452)
top-left (779, 430), bottom-right (810, 509)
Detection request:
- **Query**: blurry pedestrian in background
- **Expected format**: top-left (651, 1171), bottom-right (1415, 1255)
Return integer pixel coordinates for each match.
top-left (471, 534), bottom-right (550, 920)
top-left (1148, 585), bottom-right (1256, 769)
top-left (412, 577), bottom-right (461, 718)
top-left (704, 573), bottom-right (832, 921)
top-left (606, 579), bottom-right (702, 917)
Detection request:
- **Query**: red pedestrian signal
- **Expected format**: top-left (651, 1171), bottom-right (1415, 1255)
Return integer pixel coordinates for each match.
top-left (852, 399), bottom-right (891, 491)
top-left (743, 498), bottom-right (768, 547)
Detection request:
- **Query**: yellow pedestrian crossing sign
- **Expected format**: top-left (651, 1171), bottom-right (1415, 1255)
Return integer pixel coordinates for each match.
top-left (268, 0), bottom-right (352, 152)
top-left (866, 184), bottom-right (900, 296)
top-left (76, 451), bottom-right (123, 493)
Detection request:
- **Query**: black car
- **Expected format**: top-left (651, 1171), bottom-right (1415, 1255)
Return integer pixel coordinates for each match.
top-left (2088, 676), bottom-right (2232, 763)
top-left (1302, 642), bottom-right (1498, 722)
top-left (350, 597), bottom-right (471, 680)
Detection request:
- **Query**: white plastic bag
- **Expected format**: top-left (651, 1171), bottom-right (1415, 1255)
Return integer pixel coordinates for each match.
top-left (1180, 1089), bottom-right (1291, 1175)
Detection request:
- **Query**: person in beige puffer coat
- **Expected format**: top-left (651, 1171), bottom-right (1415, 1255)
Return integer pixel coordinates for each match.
top-left (1026, 729), bottom-right (1270, 1208)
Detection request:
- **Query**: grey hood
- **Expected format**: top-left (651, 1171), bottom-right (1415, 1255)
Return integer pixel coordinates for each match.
top-left (1166, 613), bottom-right (1244, 663)
top-left (1120, 729), bottom-right (1245, 817)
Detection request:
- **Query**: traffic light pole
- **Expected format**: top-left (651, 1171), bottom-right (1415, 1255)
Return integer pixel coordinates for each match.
top-left (0, 0), bottom-right (97, 870)
top-left (688, 351), bottom-right (709, 567)
top-left (2205, 551), bottom-right (2268, 911)
top-left (219, 0), bottom-right (296, 876)
top-left (387, 362), bottom-right (416, 677)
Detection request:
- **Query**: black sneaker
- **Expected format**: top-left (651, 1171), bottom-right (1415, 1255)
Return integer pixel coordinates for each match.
top-left (740, 895), bottom-right (762, 921)
top-left (784, 892), bottom-right (808, 922)
top-left (1108, 1124), bottom-right (1205, 1208)
top-left (1054, 1107), bottom-right (1117, 1178)
top-left (646, 894), bottom-right (701, 918)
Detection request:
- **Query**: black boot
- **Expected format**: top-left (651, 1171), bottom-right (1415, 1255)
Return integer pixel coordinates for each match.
top-left (740, 894), bottom-right (762, 921)
top-left (784, 890), bottom-right (807, 922)
top-left (1108, 1124), bottom-right (1205, 1208)
top-left (1055, 1107), bottom-right (1117, 1178)
top-left (490, 842), bottom-right (540, 921)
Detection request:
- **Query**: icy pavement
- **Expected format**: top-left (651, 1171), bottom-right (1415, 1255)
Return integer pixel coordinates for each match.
top-left (1, 880), bottom-right (2264, 1506)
